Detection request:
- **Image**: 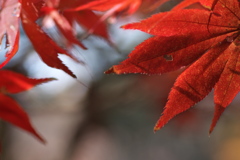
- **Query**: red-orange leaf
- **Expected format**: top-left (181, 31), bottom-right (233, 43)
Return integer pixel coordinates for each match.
top-left (107, 0), bottom-right (240, 133)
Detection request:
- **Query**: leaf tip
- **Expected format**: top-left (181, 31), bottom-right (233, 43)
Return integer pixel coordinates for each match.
top-left (50, 77), bottom-right (58, 81)
top-left (34, 133), bottom-right (47, 144)
top-left (153, 117), bottom-right (165, 133)
top-left (121, 23), bottom-right (136, 30)
top-left (209, 104), bottom-right (225, 134)
top-left (71, 74), bottom-right (77, 79)
top-left (153, 126), bottom-right (160, 133)
top-left (104, 67), bottom-right (115, 74)
top-left (28, 126), bottom-right (46, 144)
top-left (34, 77), bottom-right (58, 86)
top-left (46, 78), bottom-right (58, 82)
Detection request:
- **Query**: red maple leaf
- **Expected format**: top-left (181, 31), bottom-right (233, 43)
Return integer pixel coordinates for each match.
top-left (0, 70), bottom-right (55, 142)
top-left (106, 0), bottom-right (240, 133)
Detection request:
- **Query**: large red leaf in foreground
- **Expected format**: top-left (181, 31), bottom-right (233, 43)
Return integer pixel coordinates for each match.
top-left (0, 70), bottom-right (55, 142)
top-left (107, 0), bottom-right (240, 133)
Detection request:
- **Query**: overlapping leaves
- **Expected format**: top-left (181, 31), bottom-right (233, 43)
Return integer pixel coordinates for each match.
top-left (0, 0), bottom-right (169, 76)
top-left (0, 0), bottom-right (168, 147)
top-left (0, 0), bottom-right (236, 149)
top-left (0, 70), bottom-right (55, 142)
top-left (107, 0), bottom-right (240, 133)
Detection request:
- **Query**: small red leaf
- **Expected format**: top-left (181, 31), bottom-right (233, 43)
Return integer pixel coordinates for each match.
top-left (0, 70), bottom-right (56, 94)
top-left (21, 14), bottom-right (78, 78)
top-left (0, 94), bottom-right (44, 142)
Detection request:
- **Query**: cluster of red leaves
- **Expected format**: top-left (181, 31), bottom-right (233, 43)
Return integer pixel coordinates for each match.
top-left (0, 0), bottom-right (168, 147)
top-left (1, 0), bottom-right (239, 149)
top-left (0, 70), bottom-right (55, 142)
top-left (0, 0), bottom-right (168, 78)
top-left (107, 0), bottom-right (240, 133)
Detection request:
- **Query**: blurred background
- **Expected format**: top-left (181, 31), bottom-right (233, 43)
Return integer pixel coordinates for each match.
top-left (1, 0), bottom-right (240, 160)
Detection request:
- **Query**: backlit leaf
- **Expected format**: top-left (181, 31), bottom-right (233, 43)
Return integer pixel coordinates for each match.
top-left (107, 0), bottom-right (240, 133)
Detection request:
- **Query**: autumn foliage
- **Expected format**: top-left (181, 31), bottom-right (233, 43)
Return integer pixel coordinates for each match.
top-left (107, 0), bottom-right (240, 134)
top-left (0, 0), bottom-right (239, 150)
